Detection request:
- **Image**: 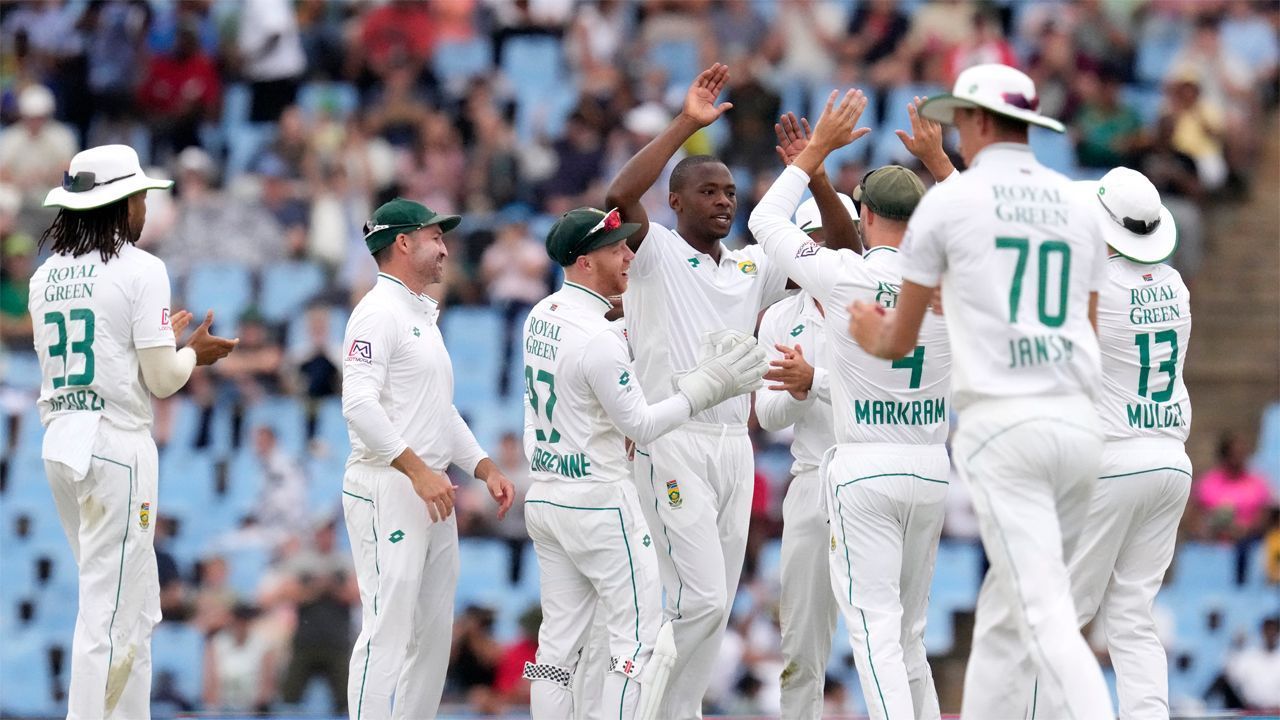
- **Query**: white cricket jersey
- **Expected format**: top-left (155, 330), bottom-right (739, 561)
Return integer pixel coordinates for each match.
top-left (523, 281), bottom-right (692, 485)
top-left (1095, 257), bottom-right (1191, 442)
top-left (899, 143), bottom-right (1106, 410)
top-left (341, 272), bottom-right (486, 474)
top-left (749, 166), bottom-right (951, 446)
top-left (623, 222), bottom-right (790, 425)
top-left (29, 243), bottom-right (175, 431)
top-left (756, 291), bottom-right (836, 475)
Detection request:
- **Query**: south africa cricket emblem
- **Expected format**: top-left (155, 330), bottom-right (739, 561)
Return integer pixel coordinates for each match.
top-left (139, 502), bottom-right (151, 531)
top-left (666, 479), bottom-right (682, 508)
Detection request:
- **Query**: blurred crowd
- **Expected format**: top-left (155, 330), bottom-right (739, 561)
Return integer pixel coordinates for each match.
top-left (1, 0), bottom-right (1279, 715)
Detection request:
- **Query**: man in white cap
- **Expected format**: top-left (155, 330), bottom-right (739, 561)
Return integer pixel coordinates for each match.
top-left (848, 64), bottom-right (1114, 719)
top-left (1038, 167), bottom-right (1191, 718)
top-left (30, 144), bottom-right (239, 719)
top-left (0, 85), bottom-right (78, 203)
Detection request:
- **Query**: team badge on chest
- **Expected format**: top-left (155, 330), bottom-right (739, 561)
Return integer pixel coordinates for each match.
top-left (666, 479), bottom-right (682, 508)
top-left (737, 260), bottom-right (758, 276)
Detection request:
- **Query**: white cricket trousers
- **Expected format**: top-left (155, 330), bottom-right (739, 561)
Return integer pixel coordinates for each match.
top-left (778, 468), bottom-right (838, 719)
top-left (523, 479), bottom-right (662, 719)
top-left (342, 463), bottom-right (458, 720)
top-left (632, 421), bottom-right (753, 719)
top-left (1038, 437), bottom-right (1191, 719)
top-left (46, 421), bottom-right (161, 720)
top-left (824, 443), bottom-right (947, 720)
top-left (953, 395), bottom-right (1111, 720)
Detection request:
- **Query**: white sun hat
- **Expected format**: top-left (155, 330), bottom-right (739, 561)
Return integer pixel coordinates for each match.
top-left (919, 63), bottom-right (1065, 133)
top-left (44, 145), bottom-right (174, 211)
top-left (1077, 167), bottom-right (1177, 264)
top-left (794, 193), bottom-right (859, 234)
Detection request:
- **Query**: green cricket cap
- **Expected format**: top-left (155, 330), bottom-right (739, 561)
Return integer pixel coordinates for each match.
top-left (363, 198), bottom-right (461, 254)
top-left (851, 165), bottom-right (927, 221)
top-left (545, 207), bottom-right (640, 266)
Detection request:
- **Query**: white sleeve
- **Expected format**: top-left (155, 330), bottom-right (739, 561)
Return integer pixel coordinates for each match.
top-left (748, 165), bottom-right (854, 308)
top-left (628, 223), bottom-right (671, 279)
top-left (447, 406), bottom-right (488, 478)
top-left (137, 346), bottom-right (197, 399)
top-left (522, 397), bottom-right (537, 461)
top-left (132, 260), bottom-right (177, 350)
top-left (810, 366), bottom-right (832, 405)
top-left (899, 188), bottom-right (949, 288)
top-left (340, 306), bottom-right (409, 464)
top-left (754, 303), bottom-right (816, 432)
top-left (584, 329), bottom-right (692, 445)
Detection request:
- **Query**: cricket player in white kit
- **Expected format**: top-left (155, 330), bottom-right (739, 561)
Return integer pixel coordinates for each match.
top-left (30, 144), bottom-right (238, 720)
top-left (761, 99), bottom-right (957, 719)
top-left (1036, 167), bottom-right (1192, 718)
top-left (752, 90), bottom-right (953, 720)
top-left (341, 199), bottom-right (514, 720)
top-left (849, 64), bottom-right (1114, 720)
top-left (520, 207), bottom-right (768, 719)
top-left (606, 63), bottom-right (790, 717)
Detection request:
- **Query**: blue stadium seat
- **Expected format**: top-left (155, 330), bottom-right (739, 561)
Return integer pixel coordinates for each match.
top-left (2, 350), bottom-right (41, 392)
top-left (296, 81), bottom-right (359, 122)
top-left (870, 85), bottom-right (947, 169)
top-left (13, 404), bottom-right (43, 457)
top-left (501, 36), bottom-right (565, 98)
top-left (0, 635), bottom-right (56, 716)
top-left (1135, 20), bottom-right (1187, 87)
top-left (184, 263), bottom-right (253, 337)
top-left (1122, 84), bottom-right (1165, 127)
top-left (810, 84), bottom-right (877, 171)
top-left (224, 545), bottom-right (272, 598)
top-left (1029, 126), bottom-right (1080, 178)
top-left (240, 395), bottom-right (307, 457)
top-left (1171, 541), bottom-right (1236, 593)
top-left (648, 39), bottom-right (700, 95)
top-left (151, 621), bottom-right (205, 703)
top-left (456, 538), bottom-right (511, 608)
top-left (433, 36), bottom-right (495, 93)
top-left (312, 397), bottom-right (352, 462)
top-left (259, 261), bottom-right (326, 325)
top-left (758, 538), bottom-right (782, 584)
top-left (286, 304), bottom-right (349, 359)
top-left (3, 450), bottom-right (55, 505)
top-left (1253, 402), bottom-right (1280, 493)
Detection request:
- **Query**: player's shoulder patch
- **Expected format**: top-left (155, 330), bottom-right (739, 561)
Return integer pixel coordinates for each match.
top-left (346, 339), bottom-right (373, 364)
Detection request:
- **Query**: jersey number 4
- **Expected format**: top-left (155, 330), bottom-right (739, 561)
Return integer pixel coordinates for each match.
top-left (995, 237), bottom-right (1071, 327)
top-left (1135, 331), bottom-right (1178, 401)
top-left (525, 365), bottom-right (560, 443)
top-left (44, 308), bottom-right (96, 388)
top-left (891, 345), bottom-right (925, 389)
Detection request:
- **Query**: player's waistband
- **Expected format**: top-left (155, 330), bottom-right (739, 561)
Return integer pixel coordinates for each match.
top-left (830, 441), bottom-right (949, 457)
top-left (1099, 436), bottom-right (1190, 477)
top-left (673, 420), bottom-right (749, 437)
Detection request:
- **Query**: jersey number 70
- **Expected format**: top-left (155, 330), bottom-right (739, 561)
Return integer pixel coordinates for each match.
top-left (995, 237), bottom-right (1071, 327)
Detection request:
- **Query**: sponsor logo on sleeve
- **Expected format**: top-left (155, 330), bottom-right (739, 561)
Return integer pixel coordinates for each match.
top-left (795, 242), bottom-right (821, 259)
top-left (347, 339), bottom-right (373, 364)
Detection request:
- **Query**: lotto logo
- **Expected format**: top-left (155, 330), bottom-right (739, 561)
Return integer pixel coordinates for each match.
top-left (347, 340), bottom-right (373, 364)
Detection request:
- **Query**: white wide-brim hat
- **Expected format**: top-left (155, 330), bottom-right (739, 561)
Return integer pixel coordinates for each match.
top-left (794, 193), bottom-right (859, 234)
top-left (44, 144), bottom-right (174, 211)
top-left (1077, 167), bottom-right (1177, 264)
top-left (919, 63), bottom-right (1065, 133)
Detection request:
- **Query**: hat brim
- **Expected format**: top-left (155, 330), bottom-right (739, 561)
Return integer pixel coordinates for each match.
top-left (919, 94), bottom-right (1066, 134)
top-left (427, 214), bottom-right (462, 233)
top-left (44, 175), bottom-right (174, 211)
top-left (580, 222), bottom-right (642, 255)
top-left (1078, 181), bottom-right (1178, 264)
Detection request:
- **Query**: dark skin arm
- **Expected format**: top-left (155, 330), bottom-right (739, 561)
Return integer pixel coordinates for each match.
top-left (774, 112), bottom-right (862, 254)
top-left (606, 63), bottom-right (734, 250)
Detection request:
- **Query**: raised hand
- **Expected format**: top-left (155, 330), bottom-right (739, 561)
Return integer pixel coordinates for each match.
top-left (809, 89), bottom-right (873, 155)
top-left (169, 309), bottom-right (193, 338)
top-left (185, 310), bottom-right (239, 366)
top-left (681, 63), bottom-right (734, 128)
top-left (764, 343), bottom-right (816, 400)
top-left (894, 96), bottom-right (955, 181)
top-left (774, 112), bottom-right (814, 167)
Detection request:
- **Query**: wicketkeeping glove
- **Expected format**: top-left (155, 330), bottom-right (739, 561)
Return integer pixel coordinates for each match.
top-left (675, 333), bottom-right (768, 415)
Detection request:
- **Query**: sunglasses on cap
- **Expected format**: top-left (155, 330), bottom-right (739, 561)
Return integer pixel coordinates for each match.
top-left (588, 207), bottom-right (623, 237)
top-left (61, 171), bottom-right (136, 193)
top-left (1096, 194), bottom-right (1160, 235)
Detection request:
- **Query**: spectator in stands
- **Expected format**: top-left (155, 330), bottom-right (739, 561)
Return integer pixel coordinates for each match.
top-left (165, 146), bottom-right (284, 279)
top-left (402, 112), bottom-right (468, 213)
top-left (721, 60), bottom-right (781, 175)
top-left (489, 431), bottom-right (532, 584)
top-left (1195, 432), bottom-right (1277, 584)
top-left (464, 92), bottom-right (523, 211)
top-left (193, 555), bottom-right (237, 634)
top-left (480, 214), bottom-right (549, 397)
top-left (541, 111), bottom-right (606, 213)
top-left (448, 604), bottom-right (503, 712)
top-left (80, 0), bottom-right (150, 143)
top-left (1160, 67), bottom-right (1229, 192)
top-left (211, 308), bottom-right (286, 411)
top-left (1170, 13), bottom-right (1256, 184)
top-left (1026, 21), bottom-right (1094, 123)
top-left (0, 84), bottom-right (77, 207)
top-left (944, 8), bottom-right (1017, 84)
top-left (1072, 66), bottom-right (1145, 170)
top-left (235, 0), bottom-right (306, 123)
top-left (492, 604), bottom-right (539, 710)
top-left (764, 0), bottom-right (844, 91)
top-left (365, 62), bottom-right (434, 149)
top-left (822, 676), bottom-right (849, 715)
top-left (251, 426), bottom-right (308, 536)
top-left (1139, 115), bottom-right (1205, 283)
top-left (0, 192), bottom-right (34, 351)
top-left (1263, 507), bottom-right (1280, 585)
top-left (202, 602), bottom-right (278, 714)
top-left (277, 519), bottom-right (356, 713)
top-left (254, 154), bottom-right (309, 258)
top-left (292, 306), bottom-right (342, 440)
top-left (357, 0), bottom-right (437, 79)
top-left (154, 516), bottom-right (191, 621)
top-left (842, 0), bottom-right (910, 72)
top-left (1223, 615), bottom-right (1280, 711)
top-left (1221, 0), bottom-right (1280, 107)
top-left (136, 19), bottom-right (218, 163)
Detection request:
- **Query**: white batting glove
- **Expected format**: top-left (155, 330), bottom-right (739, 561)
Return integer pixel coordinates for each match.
top-left (675, 334), bottom-right (768, 415)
